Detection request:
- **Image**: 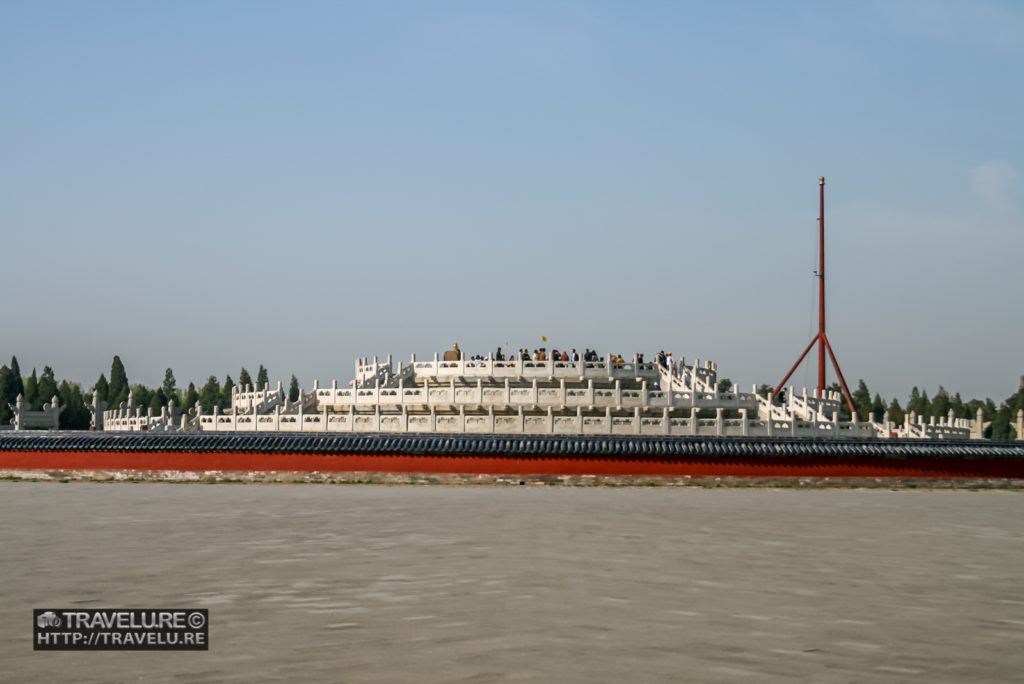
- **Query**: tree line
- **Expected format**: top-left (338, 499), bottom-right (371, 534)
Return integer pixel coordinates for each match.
top-left (0, 355), bottom-right (302, 430)
top-left (746, 376), bottom-right (1022, 440)
top-left (1, 354), bottom-right (1020, 439)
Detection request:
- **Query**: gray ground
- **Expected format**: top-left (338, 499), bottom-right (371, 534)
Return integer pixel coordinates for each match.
top-left (1, 483), bottom-right (1022, 683)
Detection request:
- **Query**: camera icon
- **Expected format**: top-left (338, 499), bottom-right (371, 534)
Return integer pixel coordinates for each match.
top-left (37, 611), bottom-right (61, 629)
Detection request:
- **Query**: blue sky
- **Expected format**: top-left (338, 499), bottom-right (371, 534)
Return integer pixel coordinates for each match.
top-left (2, 0), bottom-right (1021, 403)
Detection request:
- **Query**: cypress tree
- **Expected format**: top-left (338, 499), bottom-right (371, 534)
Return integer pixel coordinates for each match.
top-left (199, 376), bottom-right (221, 412)
top-left (162, 368), bottom-right (177, 403)
top-left (907, 387), bottom-right (929, 416)
top-left (57, 380), bottom-right (74, 429)
top-left (998, 387), bottom-right (1024, 441)
top-left (1010, 387), bottom-right (1024, 416)
top-left (0, 365), bottom-right (13, 425)
top-left (58, 381), bottom-right (91, 430)
top-left (984, 398), bottom-right (998, 421)
top-left (9, 356), bottom-right (24, 398)
top-left (827, 382), bottom-right (851, 420)
top-left (887, 398), bottom-right (905, 426)
top-left (931, 386), bottom-right (951, 419)
top-left (852, 379), bottom-right (872, 421)
top-left (93, 373), bottom-right (109, 404)
top-left (148, 390), bottom-right (165, 415)
top-left (951, 392), bottom-right (966, 419)
top-left (288, 375), bottom-right (300, 402)
top-left (871, 393), bottom-right (886, 422)
top-left (256, 365), bottom-right (269, 391)
top-left (183, 382), bottom-right (199, 412)
top-left (991, 406), bottom-right (1013, 440)
top-left (24, 368), bottom-right (38, 408)
top-left (36, 366), bottom-right (59, 410)
top-left (109, 356), bottom-right (129, 407)
top-left (238, 367), bottom-right (253, 391)
top-left (131, 384), bottom-right (153, 410)
top-left (220, 375), bottom-right (234, 410)
top-left (907, 387), bottom-right (921, 414)
top-left (965, 399), bottom-right (987, 422)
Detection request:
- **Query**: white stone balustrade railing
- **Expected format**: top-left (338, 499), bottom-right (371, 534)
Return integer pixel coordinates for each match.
top-left (413, 357), bottom-right (663, 381)
top-left (786, 387), bottom-right (843, 421)
top-left (311, 378), bottom-right (759, 412)
top-left (362, 353), bottom-right (718, 385)
top-left (102, 399), bottom-right (998, 440)
top-left (354, 355), bottom-right (399, 387)
top-left (176, 404), bottom-right (893, 438)
top-left (897, 411), bottom-right (974, 440)
top-left (102, 399), bottom-right (180, 432)
top-left (231, 382), bottom-right (285, 414)
top-left (8, 394), bottom-right (62, 430)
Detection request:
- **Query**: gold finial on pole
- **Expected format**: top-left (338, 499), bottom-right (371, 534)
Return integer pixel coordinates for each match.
top-left (819, 176), bottom-right (825, 185)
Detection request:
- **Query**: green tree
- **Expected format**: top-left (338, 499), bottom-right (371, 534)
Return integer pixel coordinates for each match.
top-left (35, 366), bottom-right (58, 410)
top-left (148, 389), bottom-right (165, 415)
top-left (907, 387), bottom-right (922, 415)
top-left (887, 398), bottom-right (905, 426)
top-left (58, 381), bottom-right (91, 430)
top-left (199, 376), bottom-right (221, 412)
top-left (23, 368), bottom-right (38, 408)
top-left (757, 384), bottom-right (773, 399)
top-left (256, 365), bottom-right (269, 390)
top-left (950, 392), bottom-right (966, 419)
top-left (716, 378), bottom-right (732, 394)
top-left (109, 355), bottom-right (129, 407)
top-left (998, 387), bottom-right (1024, 441)
top-left (238, 367), bottom-right (253, 391)
top-left (964, 398), bottom-right (996, 423)
top-left (0, 365), bottom-right (13, 425)
top-left (183, 382), bottom-right (199, 412)
top-left (288, 375), bottom-right (300, 402)
top-left (930, 386), bottom-right (951, 419)
top-left (871, 393), bottom-right (886, 422)
top-left (852, 379), bottom-right (872, 422)
top-left (92, 373), bottom-right (109, 404)
top-left (828, 382), bottom-right (852, 421)
top-left (220, 375), bottom-right (234, 411)
top-left (9, 355), bottom-right (24, 398)
top-left (991, 406), bottom-right (1013, 440)
top-left (161, 368), bottom-right (177, 403)
top-left (130, 384), bottom-right (153, 410)
top-left (905, 387), bottom-right (930, 417)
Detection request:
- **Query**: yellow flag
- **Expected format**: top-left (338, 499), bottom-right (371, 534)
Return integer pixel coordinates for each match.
top-left (541, 336), bottom-right (547, 342)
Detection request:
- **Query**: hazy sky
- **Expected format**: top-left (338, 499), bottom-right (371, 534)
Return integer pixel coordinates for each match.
top-left (2, 1), bottom-right (1022, 403)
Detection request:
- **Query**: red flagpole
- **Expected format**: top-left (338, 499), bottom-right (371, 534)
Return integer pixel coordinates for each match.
top-left (773, 177), bottom-right (858, 420)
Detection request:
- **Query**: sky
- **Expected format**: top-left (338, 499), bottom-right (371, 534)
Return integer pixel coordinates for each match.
top-left (2, 0), bottom-right (1022, 404)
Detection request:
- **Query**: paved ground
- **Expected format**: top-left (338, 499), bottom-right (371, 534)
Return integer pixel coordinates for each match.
top-left (2, 482), bottom-right (1022, 683)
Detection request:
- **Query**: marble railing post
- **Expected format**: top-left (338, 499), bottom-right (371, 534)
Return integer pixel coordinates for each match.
top-left (11, 394), bottom-right (24, 430)
top-left (90, 390), bottom-right (108, 430)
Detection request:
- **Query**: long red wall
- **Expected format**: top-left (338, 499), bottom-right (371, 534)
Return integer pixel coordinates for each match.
top-left (3, 450), bottom-right (1023, 479)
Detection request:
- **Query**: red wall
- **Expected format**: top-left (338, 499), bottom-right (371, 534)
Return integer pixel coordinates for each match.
top-left (3, 450), bottom-right (1023, 479)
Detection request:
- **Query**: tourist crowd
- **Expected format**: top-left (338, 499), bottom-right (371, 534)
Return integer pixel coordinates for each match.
top-left (458, 345), bottom-right (681, 370)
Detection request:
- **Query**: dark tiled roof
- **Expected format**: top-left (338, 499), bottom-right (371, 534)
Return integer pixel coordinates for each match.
top-left (0, 432), bottom-right (1022, 459)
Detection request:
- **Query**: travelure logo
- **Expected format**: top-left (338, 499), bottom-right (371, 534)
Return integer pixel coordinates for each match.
top-left (36, 611), bottom-right (61, 629)
top-left (33, 609), bottom-right (208, 651)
